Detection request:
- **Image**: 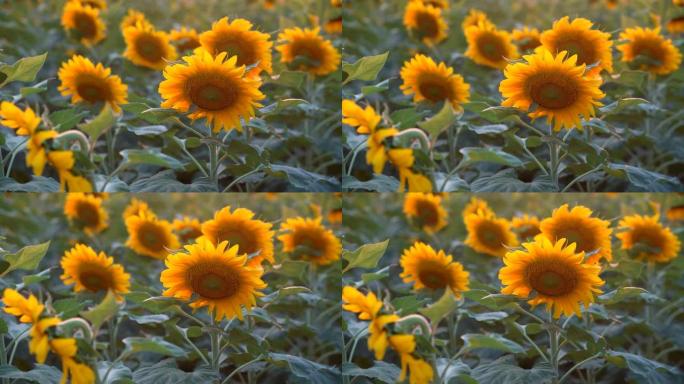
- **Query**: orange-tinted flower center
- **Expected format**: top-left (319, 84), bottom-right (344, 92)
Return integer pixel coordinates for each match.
top-left (526, 261), bottom-right (577, 296)
top-left (135, 35), bottom-right (164, 62)
top-left (74, 12), bottom-right (97, 39)
top-left (528, 74), bottom-right (578, 110)
top-left (75, 202), bottom-right (100, 227)
top-left (188, 76), bottom-right (237, 111)
top-left (189, 263), bottom-right (240, 299)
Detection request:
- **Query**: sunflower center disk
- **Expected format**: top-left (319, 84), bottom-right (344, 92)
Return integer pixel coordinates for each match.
top-left (80, 270), bottom-right (110, 291)
top-left (528, 264), bottom-right (577, 297)
top-left (216, 40), bottom-right (253, 67)
top-left (418, 265), bottom-right (449, 289)
top-left (191, 269), bottom-right (240, 299)
top-left (557, 228), bottom-right (589, 252)
top-left (294, 234), bottom-right (324, 258)
top-left (75, 202), bottom-right (100, 227)
top-left (218, 230), bottom-right (254, 254)
top-left (291, 42), bottom-right (323, 69)
top-left (632, 42), bottom-right (664, 67)
top-left (189, 81), bottom-right (236, 111)
top-left (529, 77), bottom-right (577, 110)
top-left (415, 202), bottom-right (439, 226)
top-left (140, 224), bottom-right (165, 251)
top-left (415, 12), bottom-right (439, 39)
top-left (74, 12), bottom-right (97, 38)
top-left (77, 82), bottom-right (106, 103)
top-left (477, 223), bottom-right (503, 249)
top-left (418, 80), bottom-right (448, 102)
top-left (557, 39), bottom-right (593, 65)
top-left (136, 36), bottom-right (164, 62)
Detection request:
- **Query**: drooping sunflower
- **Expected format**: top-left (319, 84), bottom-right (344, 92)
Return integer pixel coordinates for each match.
top-left (389, 148), bottom-right (434, 193)
top-left (200, 17), bottom-right (273, 76)
top-left (26, 129), bottom-right (57, 176)
top-left (367, 127), bottom-right (399, 173)
top-left (540, 17), bottom-right (614, 75)
top-left (169, 27), bottom-right (201, 52)
top-left (465, 21), bottom-right (518, 69)
top-left (403, 1), bottom-right (448, 46)
top-left (50, 338), bottom-right (95, 384)
top-left (400, 54), bottom-right (471, 109)
top-left (160, 239), bottom-right (266, 321)
top-left (120, 9), bottom-right (150, 31)
top-left (173, 217), bottom-right (203, 244)
top-left (324, 16), bottom-right (343, 35)
top-left (462, 197), bottom-right (494, 218)
top-left (368, 314), bottom-right (399, 360)
top-left (123, 22), bottom-right (177, 70)
top-left (64, 193), bottom-right (109, 235)
top-left (499, 237), bottom-right (604, 318)
top-left (464, 210), bottom-right (518, 257)
top-left (58, 55), bottom-right (128, 113)
top-left (60, 244), bottom-right (130, 295)
top-left (125, 210), bottom-right (180, 259)
top-left (200, 206), bottom-right (274, 265)
top-left (159, 49), bottom-right (264, 132)
top-left (667, 205), bottom-right (684, 221)
top-left (462, 9), bottom-right (492, 30)
top-left (2, 288), bottom-right (43, 323)
top-left (278, 217), bottom-right (342, 266)
top-left (0, 101), bottom-right (41, 136)
top-left (668, 16), bottom-right (684, 34)
top-left (512, 27), bottom-right (542, 53)
top-left (122, 198), bottom-right (155, 220)
top-left (276, 27), bottom-right (340, 76)
top-left (403, 193), bottom-right (448, 234)
top-left (539, 204), bottom-right (613, 264)
top-left (617, 27), bottom-right (682, 75)
top-left (342, 286), bottom-right (383, 320)
top-left (511, 214), bottom-right (542, 241)
top-left (500, 49), bottom-right (605, 131)
top-left (342, 99), bottom-right (381, 134)
top-left (400, 242), bottom-right (470, 297)
top-left (61, 1), bottom-right (106, 46)
top-left (616, 213), bottom-right (681, 263)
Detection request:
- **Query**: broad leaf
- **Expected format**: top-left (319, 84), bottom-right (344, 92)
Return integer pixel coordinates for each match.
top-left (343, 52), bottom-right (389, 84)
top-left (342, 240), bottom-right (389, 272)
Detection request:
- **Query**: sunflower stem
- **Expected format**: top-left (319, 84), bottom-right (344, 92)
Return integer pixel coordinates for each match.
top-left (0, 335), bottom-right (9, 384)
top-left (548, 316), bottom-right (561, 381)
top-left (210, 314), bottom-right (221, 374)
top-left (208, 127), bottom-right (219, 190)
top-left (548, 127), bottom-right (561, 191)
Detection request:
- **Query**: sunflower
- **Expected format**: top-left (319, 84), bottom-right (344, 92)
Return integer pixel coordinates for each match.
top-left (616, 213), bottom-right (681, 263)
top-left (367, 127), bottom-right (399, 173)
top-left (69, 0), bottom-right (106, 10)
top-left (200, 17), bottom-right (273, 76)
top-left (160, 238), bottom-right (266, 321)
top-left (342, 99), bottom-right (381, 134)
top-left (278, 217), bottom-right (341, 266)
top-left (60, 244), bottom-right (130, 295)
top-left (200, 206), bottom-right (274, 265)
top-left (400, 54), bottom-right (471, 109)
top-left (324, 16), bottom-right (343, 35)
top-left (50, 338), bottom-right (95, 384)
top-left (2, 288), bottom-right (43, 323)
top-left (388, 149), bottom-right (433, 192)
top-left (540, 17), bottom-right (614, 75)
top-left (400, 242), bottom-right (470, 297)
top-left (58, 55), bottom-right (128, 113)
top-left (499, 237), bottom-right (604, 318)
top-left (403, 193), bottom-right (448, 233)
top-left (667, 205), bottom-right (684, 221)
top-left (169, 27), bottom-right (201, 52)
top-left (465, 21), bottom-right (518, 69)
top-left (675, 0), bottom-right (684, 6)
top-left (276, 27), bottom-right (340, 76)
top-left (173, 217), bottom-right (203, 244)
top-left (462, 197), bottom-right (494, 218)
top-left (342, 286), bottom-right (383, 320)
top-left (464, 210), bottom-right (518, 257)
top-left (539, 204), bottom-right (612, 264)
top-left (368, 314), bottom-right (399, 360)
top-left (462, 9), bottom-right (492, 30)
top-left (123, 22), bottom-right (177, 70)
top-left (61, 1), bottom-right (106, 46)
top-left (125, 210), bottom-right (180, 259)
top-left (403, 1), bottom-right (448, 46)
top-left (64, 193), bottom-right (109, 235)
top-left (402, 355), bottom-right (434, 384)
top-left (512, 27), bottom-right (542, 53)
top-left (120, 9), bottom-right (150, 31)
top-left (500, 49), bottom-right (605, 131)
top-left (511, 214), bottom-right (542, 241)
top-left (123, 198), bottom-right (155, 220)
top-left (668, 16), bottom-right (684, 34)
top-left (617, 27), bottom-right (682, 75)
top-left (159, 49), bottom-right (264, 132)
top-left (411, 0), bottom-right (449, 9)
top-left (25, 128), bottom-right (57, 176)
top-left (0, 101), bottom-right (41, 136)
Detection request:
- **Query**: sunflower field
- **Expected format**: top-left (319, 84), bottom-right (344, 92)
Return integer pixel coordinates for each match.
top-left (0, 192), bottom-right (343, 383)
top-left (342, 193), bottom-right (684, 384)
top-left (342, 0), bottom-right (684, 192)
top-left (0, 0), bottom-right (342, 193)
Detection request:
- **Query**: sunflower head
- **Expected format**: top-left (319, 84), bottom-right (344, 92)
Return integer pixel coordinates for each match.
top-left (276, 27), bottom-right (340, 76)
top-left (465, 21), bottom-right (518, 69)
top-left (58, 55), bottom-right (128, 113)
top-left (400, 54), bottom-right (471, 109)
top-left (123, 198), bottom-right (155, 220)
top-left (403, 1), bottom-right (448, 46)
top-left (667, 16), bottom-right (684, 34)
top-left (539, 204), bottom-right (613, 264)
top-left (499, 237), bottom-right (604, 318)
top-left (500, 48), bottom-right (605, 131)
top-left (159, 49), bottom-right (264, 132)
top-left (278, 217), bottom-right (341, 266)
top-left (173, 217), bottom-right (203, 244)
top-left (2, 288), bottom-right (44, 323)
top-left (464, 210), bottom-right (518, 257)
top-left (200, 17), bottom-right (273, 76)
top-left (0, 101), bottom-right (41, 136)
top-left (200, 206), bottom-right (274, 265)
top-left (69, 0), bottom-right (107, 10)
top-left (462, 197), bottom-right (494, 218)
top-left (617, 213), bottom-right (681, 263)
top-left (512, 26), bottom-right (542, 53)
top-left (123, 21), bottom-right (178, 70)
top-left (64, 193), bottom-right (109, 234)
top-left (540, 16), bottom-right (614, 74)
top-left (125, 210), bottom-right (180, 259)
top-left (342, 99), bottom-right (381, 134)
top-left (511, 214), bottom-right (542, 241)
top-left (61, 1), bottom-right (106, 46)
top-left (60, 244), bottom-right (130, 295)
top-left (400, 242), bottom-right (470, 297)
top-left (462, 9), bottom-right (492, 30)
top-left (120, 9), bottom-right (151, 31)
top-left (617, 26), bottom-right (682, 75)
top-left (169, 27), bottom-right (201, 52)
top-left (342, 286), bottom-right (382, 320)
top-left (666, 205), bottom-right (684, 221)
top-left (160, 238), bottom-right (266, 321)
top-left (403, 193), bottom-right (448, 233)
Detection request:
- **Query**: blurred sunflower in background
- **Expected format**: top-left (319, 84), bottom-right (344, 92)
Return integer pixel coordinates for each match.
top-left (464, 21), bottom-right (518, 69)
top-left (200, 17), bottom-right (273, 76)
top-left (400, 241), bottom-right (470, 297)
top-left (464, 209), bottom-right (518, 257)
top-left (60, 244), bottom-right (130, 295)
top-left (125, 210), bottom-right (180, 259)
top-left (276, 27), bottom-right (340, 76)
top-left (61, 1), bottom-right (106, 46)
top-left (57, 55), bottom-right (128, 113)
top-left (403, 193), bottom-right (448, 233)
top-left (403, 1), bottom-right (448, 46)
top-left (123, 21), bottom-right (178, 70)
top-left (279, 217), bottom-right (342, 266)
top-left (400, 54), bottom-right (471, 109)
top-left (617, 26), bottom-right (682, 75)
top-left (64, 193), bottom-right (109, 234)
top-left (617, 211), bottom-right (681, 263)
